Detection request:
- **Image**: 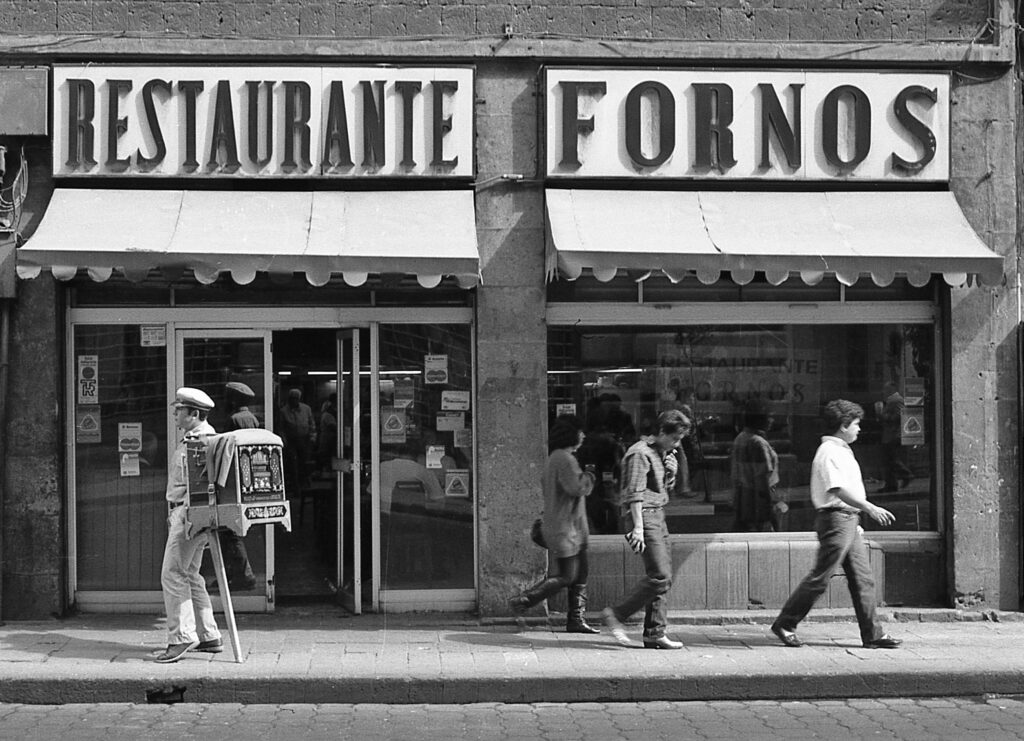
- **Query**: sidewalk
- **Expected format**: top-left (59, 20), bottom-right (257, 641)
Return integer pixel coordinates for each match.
top-left (0, 606), bottom-right (1022, 705)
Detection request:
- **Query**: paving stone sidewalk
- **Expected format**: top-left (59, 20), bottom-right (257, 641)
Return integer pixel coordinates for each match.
top-left (0, 607), bottom-right (1021, 705)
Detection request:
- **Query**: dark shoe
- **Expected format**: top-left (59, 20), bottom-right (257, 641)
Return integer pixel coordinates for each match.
top-left (863, 634), bottom-right (902, 649)
top-left (195, 638), bottom-right (224, 653)
top-left (770, 622), bottom-right (803, 648)
top-left (643, 635), bottom-right (683, 650)
top-left (508, 594), bottom-right (530, 615)
top-left (154, 640), bottom-right (199, 663)
top-left (877, 485), bottom-right (898, 493)
top-left (566, 621), bottom-right (601, 635)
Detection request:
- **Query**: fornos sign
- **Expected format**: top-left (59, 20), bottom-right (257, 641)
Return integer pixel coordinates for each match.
top-left (53, 65), bottom-right (474, 178)
top-left (545, 68), bottom-right (949, 181)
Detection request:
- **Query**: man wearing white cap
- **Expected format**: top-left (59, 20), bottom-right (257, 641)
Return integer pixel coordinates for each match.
top-left (156, 387), bottom-right (223, 664)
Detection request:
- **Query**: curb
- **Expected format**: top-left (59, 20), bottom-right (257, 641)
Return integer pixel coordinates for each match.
top-left (3, 669), bottom-right (1024, 706)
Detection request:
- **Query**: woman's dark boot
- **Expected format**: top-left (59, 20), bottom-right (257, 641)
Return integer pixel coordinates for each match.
top-left (566, 584), bottom-right (600, 634)
top-left (509, 578), bottom-right (563, 614)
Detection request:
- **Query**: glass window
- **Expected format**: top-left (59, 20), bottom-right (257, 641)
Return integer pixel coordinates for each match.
top-left (548, 323), bottom-right (937, 535)
top-left (73, 325), bottom-right (169, 590)
top-left (377, 324), bottom-right (474, 590)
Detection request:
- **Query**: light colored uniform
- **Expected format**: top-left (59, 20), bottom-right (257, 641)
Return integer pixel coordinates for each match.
top-left (161, 419), bottom-right (222, 646)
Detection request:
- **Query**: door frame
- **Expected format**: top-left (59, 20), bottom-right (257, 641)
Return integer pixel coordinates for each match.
top-left (67, 305), bottom-right (475, 613)
top-left (175, 327), bottom-right (275, 613)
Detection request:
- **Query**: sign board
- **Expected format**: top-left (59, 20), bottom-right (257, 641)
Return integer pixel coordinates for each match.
top-left (53, 65), bottom-right (475, 179)
top-left (77, 354), bottom-right (99, 404)
top-left (545, 68), bottom-right (950, 182)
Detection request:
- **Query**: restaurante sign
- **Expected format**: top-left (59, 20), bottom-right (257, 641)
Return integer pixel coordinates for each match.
top-left (53, 65), bottom-right (474, 179)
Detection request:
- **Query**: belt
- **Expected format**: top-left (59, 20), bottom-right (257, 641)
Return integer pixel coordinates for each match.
top-left (817, 506), bottom-right (858, 515)
top-left (641, 506), bottom-right (664, 512)
top-left (168, 501), bottom-right (184, 510)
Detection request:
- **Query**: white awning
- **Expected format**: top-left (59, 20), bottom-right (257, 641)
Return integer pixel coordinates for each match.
top-left (546, 189), bottom-right (1004, 287)
top-left (17, 189), bottom-right (480, 288)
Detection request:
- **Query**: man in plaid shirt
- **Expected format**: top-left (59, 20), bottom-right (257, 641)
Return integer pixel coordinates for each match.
top-left (602, 409), bottom-right (691, 650)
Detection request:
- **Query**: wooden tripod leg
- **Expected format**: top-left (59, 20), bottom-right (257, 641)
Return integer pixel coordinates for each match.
top-left (208, 530), bottom-right (244, 663)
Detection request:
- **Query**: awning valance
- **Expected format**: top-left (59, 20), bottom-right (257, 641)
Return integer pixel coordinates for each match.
top-left (17, 189), bottom-right (480, 288)
top-left (545, 189), bottom-right (1004, 288)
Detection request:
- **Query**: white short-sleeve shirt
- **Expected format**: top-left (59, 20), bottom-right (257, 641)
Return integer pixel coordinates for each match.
top-left (810, 435), bottom-right (865, 510)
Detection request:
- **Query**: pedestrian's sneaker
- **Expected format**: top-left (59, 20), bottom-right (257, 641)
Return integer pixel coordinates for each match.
top-left (195, 637), bottom-right (224, 653)
top-left (602, 607), bottom-right (634, 647)
top-left (154, 640), bottom-right (199, 663)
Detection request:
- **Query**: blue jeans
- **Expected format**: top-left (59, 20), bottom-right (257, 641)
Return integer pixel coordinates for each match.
top-left (775, 509), bottom-right (885, 644)
top-left (610, 507), bottom-right (672, 640)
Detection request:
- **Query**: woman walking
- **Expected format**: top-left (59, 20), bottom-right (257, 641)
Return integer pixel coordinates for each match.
top-left (509, 419), bottom-right (599, 633)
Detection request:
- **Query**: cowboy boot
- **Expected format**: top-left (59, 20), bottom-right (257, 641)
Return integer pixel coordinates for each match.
top-left (566, 583), bottom-right (600, 634)
top-left (508, 578), bottom-right (564, 614)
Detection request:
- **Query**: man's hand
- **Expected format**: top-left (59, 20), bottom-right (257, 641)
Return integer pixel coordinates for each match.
top-left (773, 501), bottom-right (789, 515)
top-left (625, 527), bottom-right (645, 554)
top-left (867, 504), bottom-right (895, 527)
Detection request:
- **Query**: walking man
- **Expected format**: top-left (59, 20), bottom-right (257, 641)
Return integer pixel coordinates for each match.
top-left (602, 409), bottom-right (690, 649)
top-left (770, 399), bottom-right (902, 650)
top-left (156, 387), bottom-right (224, 663)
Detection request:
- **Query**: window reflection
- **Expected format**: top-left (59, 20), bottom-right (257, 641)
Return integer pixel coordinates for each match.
top-left (549, 324), bottom-right (936, 534)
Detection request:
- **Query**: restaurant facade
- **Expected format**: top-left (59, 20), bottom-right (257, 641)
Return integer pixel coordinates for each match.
top-left (0, 1), bottom-right (1018, 619)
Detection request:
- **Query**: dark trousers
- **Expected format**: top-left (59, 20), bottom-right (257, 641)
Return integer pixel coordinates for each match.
top-left (775, 510), bottom-right (885, 644)
top-left (521, 548), bottom-right (589, 606)
top-left (610, 507), bottom-right (672, 640)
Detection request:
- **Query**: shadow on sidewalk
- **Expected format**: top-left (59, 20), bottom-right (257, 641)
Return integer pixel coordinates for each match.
top-left (444, 631), bottom-right (620, 650)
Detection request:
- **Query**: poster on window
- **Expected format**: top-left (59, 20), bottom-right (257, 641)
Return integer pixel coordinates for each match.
top-left (77, 355), bottom-right (99, 404)
top-left (381, 407), bottom-right (407, 444)
top-left (656, 343), bottom-right (821, 414)
top-left (424, 355), bottom-right (449, 385)
top-left (901, 408), bottom-right (925, 446)
top-left (75, 406), bottom-right (101, 444)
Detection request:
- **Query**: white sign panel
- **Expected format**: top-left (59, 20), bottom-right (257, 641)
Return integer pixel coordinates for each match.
top-left (77, 354), bottom-right (99, 404)
top-left (545, 68), bottom-right (949, 182)
top-left (53, 65), bottom-right (475, 179)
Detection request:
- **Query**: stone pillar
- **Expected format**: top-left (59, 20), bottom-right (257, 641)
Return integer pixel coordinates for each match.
top-left (4, 275), bottom-right (64, 618)
top-left (948, 70), bottom-right (1020, 610)
top-left (473, 61), bottom-right (549, 615)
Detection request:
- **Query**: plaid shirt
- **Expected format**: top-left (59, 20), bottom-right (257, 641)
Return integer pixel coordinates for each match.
top-left (620, 438), bottom-right (674, 509)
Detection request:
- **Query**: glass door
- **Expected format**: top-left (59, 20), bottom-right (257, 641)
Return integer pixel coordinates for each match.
top-left (336, 329), bottom-right (369, 613)
top-left (176, 329), bottom-right (273, 612)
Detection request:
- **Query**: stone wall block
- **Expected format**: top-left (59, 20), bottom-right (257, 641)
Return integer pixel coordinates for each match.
top-left (298, 0), bottom-right (335, 36)
top-left (371, 5), bottom-right (443, 36)
top-left (0, 0), bottom-right (56, 33)
top-left (721, 8), bottom-right (755, 40)
top-left (513, 5), bottom-right (582, 36)
top-left (57, 1), bottom-right (92, 32)
top-left (651, 7), bottom-right (686, 38)
top-left (442, 5), bottom-right (476, 36)
top-left (582, 6), bottom-right (617, 37)
top-left (9, 280), bottom-right (60, 453)
top-left (684, 7), bottom-right (722, 39)
top-left (92, 1), bottom-right (131, 34)
top-left (334, 3), bottom-right (371, 36)
top-left (749, 8), bottom-right (790, 40)
top-left (477, 226), bottom-right (545, 287)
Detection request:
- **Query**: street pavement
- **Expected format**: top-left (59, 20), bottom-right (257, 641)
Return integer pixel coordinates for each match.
top-left (0, 606), bottom-right (1022, 705)
top-left (4, 697), bottom-right (1024, 740)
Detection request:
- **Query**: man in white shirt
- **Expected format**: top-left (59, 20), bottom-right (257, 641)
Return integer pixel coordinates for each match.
top-left (770, 399), bottom-right (902, 650)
